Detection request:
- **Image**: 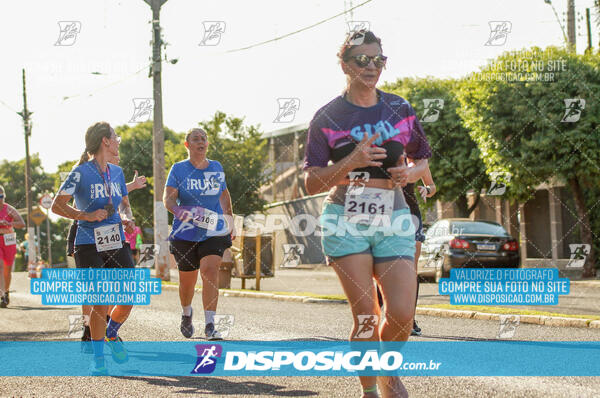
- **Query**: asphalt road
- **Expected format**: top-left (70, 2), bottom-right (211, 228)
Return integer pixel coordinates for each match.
top-left (228, 268), bottom-right (600, 316)
top-left (2, 273), bottom-right (600, 397)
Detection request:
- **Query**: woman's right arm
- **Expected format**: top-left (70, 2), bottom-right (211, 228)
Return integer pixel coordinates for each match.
top-left (51, 194), bottom-right (107, 222)
top-left (304, 133), bottom-right (386, 195)
top-left (163, 186), bottom-right (192, 222)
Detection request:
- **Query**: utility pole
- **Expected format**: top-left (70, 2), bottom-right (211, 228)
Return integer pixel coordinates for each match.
top-left (567, 0), bottom-right (576, 51)
top-left (585, 8), bottom-right (592, 52)
top-left (16, 69), bottom-right (36, 276)
top-left (46, 211), bottom-right (52, 265)
top-left (143, 0), bottom-right (170, 280)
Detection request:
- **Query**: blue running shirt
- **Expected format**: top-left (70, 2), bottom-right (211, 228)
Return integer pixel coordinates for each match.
top-left (58, 161), bottom-right (128, 245)
top-left (166, 159), bottom-right (228, 242)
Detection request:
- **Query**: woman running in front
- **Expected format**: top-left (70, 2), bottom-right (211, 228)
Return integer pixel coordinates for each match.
top-left (0, 185), bottom-right (26, 308)
top-left (66, 158), bottom-right (146, 345)
top-left (52, 122), bottom-right (136, 375)
top-left (163, 128), bottom-right (234, 340)
top-left (303, 30), bottom-right (432, 398)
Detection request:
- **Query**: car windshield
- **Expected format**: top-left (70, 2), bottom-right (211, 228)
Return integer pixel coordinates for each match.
top-left (451, 221), bottom-right (509, 236)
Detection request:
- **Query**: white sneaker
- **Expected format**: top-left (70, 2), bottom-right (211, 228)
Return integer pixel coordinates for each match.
top-left (204, 323), bottom-right (223, 340)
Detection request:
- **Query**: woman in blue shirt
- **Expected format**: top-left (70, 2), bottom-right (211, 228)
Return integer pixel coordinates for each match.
top-left (164, 128), bottom-right (234, 340)
top-left (52, 121), bottom-right (136, 375)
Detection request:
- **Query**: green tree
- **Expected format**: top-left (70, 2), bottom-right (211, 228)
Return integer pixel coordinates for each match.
top-left (0, 155), bottom-right (71, 268)
top-left (113, 121), bottom-right (182, 232)
top-left (381, 77), bottom-right (489, 216)
top-left (456, 47), bottom-right (600, 276)
top-left (199, 111), bottom-right (270, 215)
top-left (0, 154), bottom-right (55, 210)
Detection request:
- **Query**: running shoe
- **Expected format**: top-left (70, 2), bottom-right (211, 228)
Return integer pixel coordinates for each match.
top-left (411, 320), bottom-right (422, 336)
top-left (180, 309), bottom-right (194, 338)
top-left (90, 356), bottom-right (108, 376)
top-left (0, 294), bottom-right (7, 308)
top-left (105, 336), bottom-right (128, 364)
top-left (205, 322), bottom-right (222, 341)
top-left (4, 292), bottom-right (9, 305)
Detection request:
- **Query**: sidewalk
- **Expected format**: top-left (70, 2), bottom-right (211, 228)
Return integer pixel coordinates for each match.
top-left (158, 266), bottom-right (344, 297)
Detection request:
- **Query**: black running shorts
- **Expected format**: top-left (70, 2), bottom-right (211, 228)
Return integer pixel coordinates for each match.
top-left (169, 236), bottom-right (232, 272)
top-left (74, 242), bottom-right (135, 269)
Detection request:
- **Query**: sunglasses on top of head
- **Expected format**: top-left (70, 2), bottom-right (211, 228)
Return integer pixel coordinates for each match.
top-left (345, 54), bottom-right (387, 68)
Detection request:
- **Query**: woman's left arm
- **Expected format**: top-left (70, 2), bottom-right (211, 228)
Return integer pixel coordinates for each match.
top-left (417, 163), bottom-right (437, 201)
top-left (119, 196), bottom-right (135, 234)
top-left (219, 188), bottom-right (235, 240)
top-left (7, 205), bottom-right (26, 229)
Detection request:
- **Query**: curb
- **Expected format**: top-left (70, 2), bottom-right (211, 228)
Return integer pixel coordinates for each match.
top-left (568, 280), bottom-right (600, 287)
top-left (415, 307), bottom-right (599, 329)
top-left (162, 283), bottom-right (599, 329)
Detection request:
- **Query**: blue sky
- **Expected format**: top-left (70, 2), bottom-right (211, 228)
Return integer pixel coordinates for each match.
top-left (1, 0), bottom-right (597, 172)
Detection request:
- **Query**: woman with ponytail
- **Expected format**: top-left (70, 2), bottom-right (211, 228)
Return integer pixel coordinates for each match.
top-left (52, 121), bottom-right (137, 376)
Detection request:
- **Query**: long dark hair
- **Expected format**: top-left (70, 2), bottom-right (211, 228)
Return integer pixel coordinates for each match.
top-left (78, 122), bottom-right (112, 165)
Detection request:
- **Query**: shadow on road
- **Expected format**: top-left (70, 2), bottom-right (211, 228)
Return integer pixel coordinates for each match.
top-left (3, 305), bottom-right (71, 311)
top-left (0, 330), bottom-right (67, 340)
top-left (116, 376), bottom-right (317, 396)
top-left (418, 334), bottom-right (525, 342)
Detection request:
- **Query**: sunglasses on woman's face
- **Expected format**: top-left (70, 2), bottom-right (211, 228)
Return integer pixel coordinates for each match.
top-left (0, 194), bottom-right (4, 199)
top-left (347, 54), bottom-right (387, 68)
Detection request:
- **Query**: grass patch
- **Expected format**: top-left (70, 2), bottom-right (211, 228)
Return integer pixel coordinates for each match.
top-left (421, 304), bottom-right (600, 320)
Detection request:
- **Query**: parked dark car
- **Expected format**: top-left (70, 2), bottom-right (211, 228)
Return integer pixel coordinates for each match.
top-left (417, 218), bottom-right (520, 282)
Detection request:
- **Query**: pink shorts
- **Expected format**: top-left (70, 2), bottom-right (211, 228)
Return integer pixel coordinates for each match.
top-left (0, 234), bottom-right (17, 266)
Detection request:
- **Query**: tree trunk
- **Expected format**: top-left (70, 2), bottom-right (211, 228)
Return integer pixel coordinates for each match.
top-left (455, 193), bottom-right (481, 218)
top-left (455, 195), bottom-right (468, 218)
top-left (467, 193), bottom-right (481, 216)
top-left (568, 177), bottom-right (596, 278)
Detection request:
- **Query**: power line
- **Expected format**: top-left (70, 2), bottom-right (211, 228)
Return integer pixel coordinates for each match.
top-left (226, 0), bottom-right (374, 53)
top-left (0, 98), bottom-right (17, 113)
top-left (61, 63), bottom-right (150, 101)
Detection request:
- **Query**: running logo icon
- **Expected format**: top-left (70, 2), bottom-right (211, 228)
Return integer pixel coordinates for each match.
top-left (273, 98), bottom-right (300, 123)
top-left (67, 314), bottom-right (89, 338)
top-left (55, 21), bottom-right (81, 46)
top-left (347, 171), bottom-right (370, 195)
top-left (213, 315), bottom-right (234, 338)
top-left (424, 245), bottom-right (446, 269)
top-left (566, 244), bottom-right (590, 268)
top-left (354, 315), bottom-right (378, 339)
top-left (192, 344), bottom-right (223, 374)
top-left (59, 171), bottom-right (81, 196)
top-left (421, 99), bottom-right (444, 123)
top-left (137, 244), bottom-right (160, 268)
top-left (129, 98), bottom-right (154, 123)
top-left (487, 172), bottom-right (511, 196)
top-left (281, 244), bottom-right (305, 268)
top-left (199, 21), bottom-right (226, 46)
top-left (561, 99), bottom-right (585, 122)
top-left (497, 315), bottom-right (520, 339)
top-left (347, 21), bottom-right (370, 45)
top-left (485, 21), bottom-right (511, 46)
